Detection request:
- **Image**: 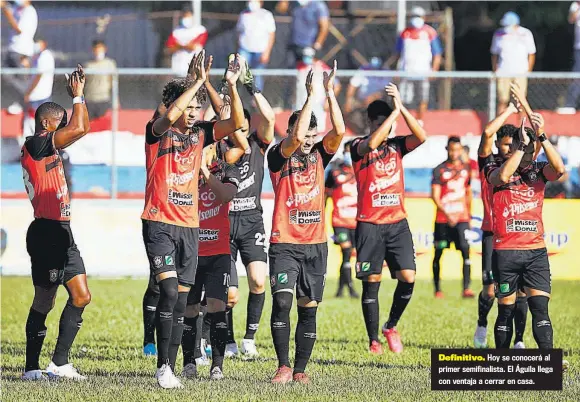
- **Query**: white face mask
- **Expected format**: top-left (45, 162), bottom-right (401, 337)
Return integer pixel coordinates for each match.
top-left (95, 51), bottom-right (106, 61)
top-left (33, 42), bottom-right (42, 54)
top-left (181, 16), bottom-right (194, 29)
top-left (297, 0), bottom-right (310, 6)
top-left (13, 0), bottom-right (25, 7)
top-left (248, 1), bottom-right (260, 12)
top-left (410, 17), bottom-right (424, 29)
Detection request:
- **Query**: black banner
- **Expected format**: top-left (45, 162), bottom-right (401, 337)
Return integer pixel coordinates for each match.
top-left (431, 349), bottom-right (563, 391)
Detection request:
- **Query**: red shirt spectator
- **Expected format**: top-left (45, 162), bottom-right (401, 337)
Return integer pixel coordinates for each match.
top-left (166, 7), bottom-right (208, 77)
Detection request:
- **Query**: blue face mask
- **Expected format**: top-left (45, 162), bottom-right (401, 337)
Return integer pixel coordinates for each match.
top-left (369, 57), bottom-right (382, 69)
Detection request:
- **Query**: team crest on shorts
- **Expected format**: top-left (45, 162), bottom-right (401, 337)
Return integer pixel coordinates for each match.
top-left (153, 256), bottom-right (163, 269)
top-left (49, 269), bottom-right (58, 283)
top-left (277, 273), bottom-right (288, 284)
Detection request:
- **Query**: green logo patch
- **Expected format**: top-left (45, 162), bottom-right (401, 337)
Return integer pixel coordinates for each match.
top-left (165, 255), bottom-right (174, 266)
top-left (337, 232), bottom-right (348, 243)
top-left (499, 283), bottom-right (510, 293)
top-left (361, 262), bottom-right (371, 272)
top-left (277, 273), bottom-right (288, 284)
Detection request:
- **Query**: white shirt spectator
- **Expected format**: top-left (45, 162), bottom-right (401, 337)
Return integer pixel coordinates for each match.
top-left (29, 49), bottom-right (55, 102)
top-left (237, 6), bottom-right (276, 53)
top-left (8, 3), bottom-right (38, 57)
top-left (166, 23), bottom-right (208, 77)
top-left (570, 2), bottom-right (580, 49)
top-left (396, 25), bottom-right (442, 74)
top-left (491, 26), bottom-right (536, 75)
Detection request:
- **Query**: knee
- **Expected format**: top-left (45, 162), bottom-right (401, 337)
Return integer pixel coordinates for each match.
top-left (185, 303), bottom-right (200, 318)
top-left (207, 298), bottom-right (226, 313)
top-left (396, 270), bottom-right (415, 283)
top-left (527, 295), bottom-right (549, 315)
top-left (159, 279), bottom-right (179, 304)
top-left (227, 287), bottom-right (239, 308)
top-left (485, 287), bottom-right (495, 300)
top-left (272, 291), bottom-right (293, 312)
top-left (297, 296), bottom-right (317, 308)
top-left (72, 290), bottom-right (91, 308)
top-left (248, 262), bottom-right (267, 293)
top-left (362, 281), bottom-right (380, 301)
top-left (496, 302), bottom-right (516, 320)
top-left (32, 293), bottom-right (57, 314)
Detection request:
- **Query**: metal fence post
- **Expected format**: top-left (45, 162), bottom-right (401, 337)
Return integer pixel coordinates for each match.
top-left (111, 71), bottom-right (119, 199)
top-left (488, 75), bottom-right (497, 120)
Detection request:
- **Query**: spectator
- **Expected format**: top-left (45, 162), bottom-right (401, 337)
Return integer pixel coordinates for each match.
top-left (563, 2), bottom-right (580, 111)
top-left (1, 0), bottom-right (37, 68)
top-left (344, 56), bottom-right (391, 134)
top-left (22, 36), bottom-right (54, 141)
top-left (491, 11), bottom-right (536, 114)
top-left (391, 6), bottom-right (442, 124)
top-left (84, 39), bottom-right (118, 120)
top-left (236, 1), bottom-right (276, 91)
top-left (165, 6), bottom-right (208, 77)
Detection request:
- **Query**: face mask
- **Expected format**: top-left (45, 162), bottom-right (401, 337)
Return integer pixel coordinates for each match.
top-left (370, 57), bottom-right (382, 69)
top-left (410, 17), bottom-right (424, 29)
top-left (248, 1), bottom-right (260, 12)
top-left (343, 153), bottom-right (352, 166)
top-left (297, 0), bottom-right (310, 6)
top-left (13, 0), bottom-right (25, 7)
top-left (95, 51), bottom-right (106, 61)
top-left (33, 42), bottom-right (42, 54)
top-left (181, 16), bottom-right (194, 28)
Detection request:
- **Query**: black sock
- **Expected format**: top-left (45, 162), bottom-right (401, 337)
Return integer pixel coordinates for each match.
top-left (182, 315), bottom-right (199, 366)
top-left (226, 306), bottom-right (235, 344)
top-left (361, 281), bottom-right (380, 343)
top-left (25, 308), bottom-right (48, 371)
top-left (155, 277), bottom-right (179, 368)
top-left (294, 306), bottom-right (317, 375)
top-left (494, 303), bottom-right (516, 348)
top-left (202, 307), bottom-right (211, 343)
top-left (341, 247), bottom-right (351, 268)
top-left (208, 311), bottom-right (228, 370)
top-left (52, 301), bottom-right (85, 366)
top-left (461, 249), bottom-right (471, 290)
top-left (194, 310), bottom-right (203, 359)
top-left (271, 292), bottom-right (293, 367)
top-left (528, 296), bottom-right (553, 349)
top-left (245, 292), bottom-right (265, 340)
top-left (168, 291), bottom-right (188, 371)
top-left (386, 281), bottom-right (415, 329)
top-left (142, 288), bottom-right (159, 346)
top-left (477, 291), bottom-right (495, 328)
top-left (514, 295), bottom-right (528, 344)
top-left (433, 248), bottom-right (443, 292)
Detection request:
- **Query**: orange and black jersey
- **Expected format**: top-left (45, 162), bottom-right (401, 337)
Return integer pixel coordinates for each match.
top-left (21, 132), bottom-right (71, 221)
top-left (325, 163), bottom-right (358, 229)
top-left (431, 160), bottom-right (471, 224)
top-left (141, 119), bottom-right (216, 228)
top-left (268, 141), bottom-right (335, 244)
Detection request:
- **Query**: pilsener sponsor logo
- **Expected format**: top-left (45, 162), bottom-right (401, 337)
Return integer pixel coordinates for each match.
top-left (168, 189), bottom-right (194, 206)
top-left (369, 172), bottom-right (400, 193)
top-left (502, 201), bottom-right (539, 218)
top-left (200, 205), bottom-right (221, 221)
top-left (286, 186), bottom-right (320, 207)
top-left (166, 172), bottom-right (194, 186)
top-left (289, 209), bottom-right (321, 224)
top-left (238, 172), bottom-right (256, 192)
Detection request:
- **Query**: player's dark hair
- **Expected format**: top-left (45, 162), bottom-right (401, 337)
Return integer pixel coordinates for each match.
top-left (92, 39), bottom-right (106, 47)
top-left (496, 124), bottom-right (517, 139)
top-left (287, 110), bottom-right (317, 131)
top-left (447, 136), bottom-right (461, 146)
top-left (162, 77), bottom-right (207, 108)
top-left (35, 102), bottom-right (66, 128)
top-left (367, 100), bottom-right (393, 121)
top-left (463, 145), bottom-right (470, 152)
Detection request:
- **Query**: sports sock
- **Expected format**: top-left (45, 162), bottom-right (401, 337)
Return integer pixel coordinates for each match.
top-left (432, 248), bottom-right (443, 292)
top-left (226, 306), bottom-right (235, 344)
top-left (477, 291), bottom-right (495, 328)
top-left (361, 281), bottom-right (380, 342)
top-left (208, 311), bottom-right (228, 370)
top-left (194, 310), bottom-right (203, 359)
top-left (527, 296), bottom-right (553, 349)
top-left (244, 292), bottom-right (265, 340)
top-left (461, 248), bottom-right (471, 290)
top-left (25, 308), bottom-right (48, 371)
top-left (168, 291), bottom-right (188, 371)
top-left (182, 314), bottom-right (199, 366)
top-left (271, 292), bottom-right (293, 367)
top-left (52, 301), bottom-right (85, 366)
top-left (142, 288), bottom-right (159, 346)
top-left (341, 247), bottom-right (351, 269)
top-left (202, 306), bottom-right (211, 343)
top-left (294, 306), bottom-right (317, 375)
top-left (514, 295), bottom-right (528, 344)
top-left (386, 281), bottom-right (415, 329)
top-left (494, 303), bottom-right (516, 348)
top-left (155, 277), bottom-right (179, 368)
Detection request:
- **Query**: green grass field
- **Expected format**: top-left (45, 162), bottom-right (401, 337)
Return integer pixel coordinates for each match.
top-left (2, 277), bottom-right (579, 401)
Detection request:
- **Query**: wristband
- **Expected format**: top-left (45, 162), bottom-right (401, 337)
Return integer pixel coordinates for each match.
top-left (72, 96), bottom-right (85, 105)
top-left (538, 133), bottom-right (547, 143)
top-left (244, 82), bottom-right (260, 96)
top-left (517, 142), bottom-right (527, 151)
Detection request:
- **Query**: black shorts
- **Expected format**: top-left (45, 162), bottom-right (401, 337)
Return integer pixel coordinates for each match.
top-left (26, 219), bottom-right (86, 287)
top-left (492, 248), bottom-right (551, 297)
top-left (142, 220), bottom-right (198, 286)
top-left (355, 219), bottom-right (416, 279)
top-left (269, 243), bottom-right (328, 302)
top-left (433, 222), bottom-right (470, 251)
top-left (229, 212), bottom-right (268, 267)
top-left (230, 258), bottom-right (239, 288)
top-left (333, 227), bottom-right (356, 246)
top-left (188, 254), bottom-right (231, 305)
top-left (481, 231), bottom-right (494, 286)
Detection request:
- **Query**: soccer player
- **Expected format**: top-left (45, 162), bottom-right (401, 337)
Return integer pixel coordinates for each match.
top-left (350, 84), bottom-right (427, 355)
top-left (483, 113), bottom-right (565, 350)
top-left (325, 140), bottom-right (359, 298)
top-left (431, 136), bottom-right (474, 298)
top-left (267, 62), bottom-right (345, 384)
top-left (21, 65), bottom-right (91, 380)
top-left (181, 143), bottom-right (240, 380)
top-left (142, 50), bottom-right (244, 388)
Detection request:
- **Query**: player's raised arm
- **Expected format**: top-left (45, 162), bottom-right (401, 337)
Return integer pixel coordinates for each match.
top-left (152, 50), bottom-right (207, 136)
top-left (203, 56), bottom-right (225, 117)
top-left (355, 84), bottom-right (400, 156)
top-left (240, 61), bottom-right (276, 145)
top-left (322, 60), bottom-right (346, 154)
top-left (200, 146), bottom-right (238, 203)
top-left (479, 101), bottom-right (518, 158)
top-left (54, 65), bottom-right (90, 149)
top-left (218, 102), bottom-right (250, 164)
top-left (487, 118), bottom-right (530, 186)
top-left (214, 54), bottom-right (245, 141)
top-left (395, 84), bottom-right (427, 152)
top-left (531, 112), bottom-right (566, 181)
top-left (511, 82), bottom-right (543, 158)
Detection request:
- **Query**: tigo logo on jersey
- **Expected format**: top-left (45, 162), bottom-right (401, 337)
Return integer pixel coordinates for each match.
top-left (289, 209), bottom-right (321, 224)
top-left (277, 273), bottom-right (288, 284)
top-left (506, 219), bottom-right (538, 233)
top-left (165, 256), bottom-right (174, 266)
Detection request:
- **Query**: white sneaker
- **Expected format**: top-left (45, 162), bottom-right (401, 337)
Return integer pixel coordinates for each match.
top-left (473, 326), bottom-right (488, 348)
top-left (22, 369), bottom-right (46, 381)
top-left (209, 366), bottom-right (224, 381)
top-left (46, 362), bottom-right (86, 380)
top-left (224, 342), bottom-right (238, 358)
top-left (241, 339), bottom-right (259, 358)
top-left (182, 363), bottom-right (197, 379)
top-left (155, 364), bottom-right (183, 389)
top-left (195, 355), bottom-right (210, 366)
top-left (514, 341), bottom-right (526, 349)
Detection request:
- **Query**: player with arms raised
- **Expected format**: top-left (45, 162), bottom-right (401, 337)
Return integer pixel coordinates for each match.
top-left (350, 84), bottom-right (427, 355)
top-left (267, 62), bottom-right (345, 384)
top-left (21, 65), bottom-right (91, 381)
